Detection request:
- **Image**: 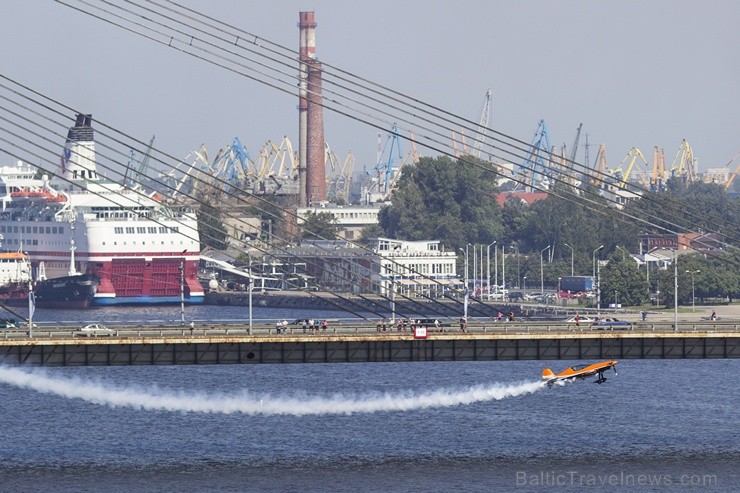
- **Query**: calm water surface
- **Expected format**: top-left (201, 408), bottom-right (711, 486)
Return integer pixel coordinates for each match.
top-left (0, 306), bottom-right (737, 492)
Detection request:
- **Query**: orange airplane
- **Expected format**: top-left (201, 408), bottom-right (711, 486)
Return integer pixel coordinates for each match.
top-left (542, 360), bottom-right (618, 386)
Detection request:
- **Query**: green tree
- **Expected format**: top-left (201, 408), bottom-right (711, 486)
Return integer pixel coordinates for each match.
top-left (301, 211), bottom-right (339, 240)
top-left (624, 180), bottom-right (739, 245)
top-left (197, 201), bottom-right (227, 250)
top-left (513, 183), bottom-right (639, 268)
top-left (378, 154), bottom-right (502, 250)
top-left (360, 223), bottom-right (384, 240)
top-left (243, 197), bottom-right (291, 243)
top-left (600, 249), bottom-right (649, 306)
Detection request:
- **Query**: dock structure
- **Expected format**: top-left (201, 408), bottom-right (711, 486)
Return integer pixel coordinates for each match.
top-left (0, 322), bottom-right (737, 366)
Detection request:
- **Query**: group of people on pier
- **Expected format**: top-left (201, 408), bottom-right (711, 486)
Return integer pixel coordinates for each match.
top-left (375, 318), bottom-right (442, 333)
top-left (294, 319), bottom-right (328, 334)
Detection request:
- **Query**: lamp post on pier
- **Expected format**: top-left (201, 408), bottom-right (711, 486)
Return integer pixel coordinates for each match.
top-left (180, 258), bottom-right (185, 326)
top-left (686, 269), bottom-right (700, 313)
top-left (486, 241), bottom-right (496, 300)
top-left (592, 245), bottom-right (604, 315)
top-left (246, 251), bottom-right (253, 335)
top-left (459, 247), bottom-right (469, 319)
top-left (564, 243), bottom-right (574, 276)
top-left (540, 245), bottom-right (550, 294)
top-left (502, 245), bottom-right (506, 295)
top-left (472, 244), bottom-right (478, 297)
top-left (523, 276), bottom-right (527, 298)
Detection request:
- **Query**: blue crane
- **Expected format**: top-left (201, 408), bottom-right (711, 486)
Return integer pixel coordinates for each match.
top-left (210, 137), bottom-right (252, 193)
top-left (369, 124), bottom-right (403, 195)
top-left (520, 119), bottom-right (552, 192)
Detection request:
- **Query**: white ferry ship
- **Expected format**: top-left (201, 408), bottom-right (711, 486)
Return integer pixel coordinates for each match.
top-left (0, 114), bottom-right (204, 306)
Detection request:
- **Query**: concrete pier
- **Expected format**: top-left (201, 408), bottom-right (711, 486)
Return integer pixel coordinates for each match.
top-left (0, 323), bottom-right (737, 366)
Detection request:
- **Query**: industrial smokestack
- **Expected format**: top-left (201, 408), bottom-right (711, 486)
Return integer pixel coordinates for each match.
top-left (306, 59), bottom-right (326, 204)
top-left (298, 11), bottom-right (317, 207)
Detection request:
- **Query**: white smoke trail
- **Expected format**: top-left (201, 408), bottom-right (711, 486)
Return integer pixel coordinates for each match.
top-left (0, 366), bottom-right (546, 416)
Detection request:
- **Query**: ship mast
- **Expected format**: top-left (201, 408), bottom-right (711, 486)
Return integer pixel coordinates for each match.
top-left (68, 217), bottom-right (77, 276)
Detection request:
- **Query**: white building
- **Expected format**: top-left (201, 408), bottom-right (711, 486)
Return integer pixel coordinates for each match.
top-left (270, 237), bottom-right (460, 297)
top-left (296, 202), bottom-right (383, 240)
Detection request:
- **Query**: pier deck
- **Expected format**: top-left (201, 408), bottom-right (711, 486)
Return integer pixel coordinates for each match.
top-left (0, 322), bottom-right (737, 366)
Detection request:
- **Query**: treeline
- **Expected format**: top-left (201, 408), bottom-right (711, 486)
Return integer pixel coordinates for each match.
top-left (371, 155), bottom-right (739, 305)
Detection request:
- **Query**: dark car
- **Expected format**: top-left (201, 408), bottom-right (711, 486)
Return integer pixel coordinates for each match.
top-left (593, 318), bottom-right (632, 330)
top-left (0, 318), bottom-right (18, 329)
top-left (508, 291), bottom-right (525, 302)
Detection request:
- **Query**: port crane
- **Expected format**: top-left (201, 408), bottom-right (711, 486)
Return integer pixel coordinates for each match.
top-left (519, 119), bottom-right (552, 192)
top-left (368, 124), bottom-right (403, 197)
top-left (472, 88), bottom-right (492, 159)
top-left (565, 123), bottom-right (583, 185)
top-left (610, 147), bottom-right (648, 189)
top-left (726, 161), bottom-right (740, 191)
top-left (208, 137), bottom-right (252, 195)
top-left (168, 144), bottom-right (209, 199)
top-left (124, 135), bottom-right (155, 190)
top-left (670, 139), bottom-right (698, 182)
top-left (650, 146), bottom-right (666, 192)
top-left (326, 142), bottom-right (354, 203)
top-left (568, 123), bottom-right (582, 165)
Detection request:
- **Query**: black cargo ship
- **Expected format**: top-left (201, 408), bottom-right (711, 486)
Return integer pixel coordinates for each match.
top-left (32, 274), bottom-right (99, 309)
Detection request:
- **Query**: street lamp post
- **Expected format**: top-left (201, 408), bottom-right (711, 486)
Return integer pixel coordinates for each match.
top-left (486, 241), bottom-right (496, 300)
top-left (686, 269), bottom-right (700, 312)
top-left (673, 250), bottom-right (678, 331)
top-left (465, 244), bottom-right (471, 284)
top-left (513, 243), bottom-right (521, 289)
top-left (246, 251), bottom-right (253, 335)
top-left (523, 276), bottom-right (527, 297)
top-left (460, 247), bottom-right (469, 319)
top-left (502, 245), bottom-right (506, 295)
top-left (180, 259), bottom-right (185, 326)
top-left (390, 275), bottom-right (396, 323)
top-left (480, 244), bottom-right (484, 298)
top-left (540, 245), bottom-right (550, 294)
top-left (472, 244), bottom-right (477, 297)
top-left (28, 277), bottom-right (34, 338)
top-left (592, 245), bottom-right (604, 314)
top-left (494, 244), bottom-right (499, 297)
top-left (564, 243), bottom-right (574, 276)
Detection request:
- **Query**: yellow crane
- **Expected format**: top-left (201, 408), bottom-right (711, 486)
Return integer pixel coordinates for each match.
top-left (670, 139), bottom-right (698, 181)
top-left (325, 143), bottom-right (354, 203)
top-left (610, 147), bottom-right (648, 189)
top-left (592, 144), bottom-right (608, 188)
top-left (726, 163), bottom-right (740, 191)
top-left (651, 146), bottom-right (666, 192)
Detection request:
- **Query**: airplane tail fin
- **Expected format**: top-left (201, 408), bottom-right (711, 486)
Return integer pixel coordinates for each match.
top-left (542, 368), bottom-right (555, 380)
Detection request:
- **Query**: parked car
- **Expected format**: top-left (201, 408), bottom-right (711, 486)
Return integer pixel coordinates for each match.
top-left (508, 291), bottom-right (525, 302)
top-left (533, 293), bottom-right (557, 303)
top-left (77, 324), bottom-right (115, 337)
top-left (593, 318), bottom-right (632, 330)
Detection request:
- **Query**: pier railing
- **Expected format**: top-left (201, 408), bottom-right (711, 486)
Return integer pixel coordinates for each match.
top-left (1, 320), bottom-right (738, 340)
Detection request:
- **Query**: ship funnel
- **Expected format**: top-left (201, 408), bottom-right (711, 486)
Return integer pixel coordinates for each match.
top-left (61, 113), bottom-right (99, 183)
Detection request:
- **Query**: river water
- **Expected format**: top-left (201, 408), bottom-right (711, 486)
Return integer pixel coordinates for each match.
top-left (0, 305), bottom-right (737, 492)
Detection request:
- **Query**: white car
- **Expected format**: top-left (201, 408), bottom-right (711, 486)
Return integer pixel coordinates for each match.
top-left (77, 324), bottom-right (115, 337)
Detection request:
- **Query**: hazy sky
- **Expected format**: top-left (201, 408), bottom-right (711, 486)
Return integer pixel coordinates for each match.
top-left (2, 0), bottom-right (738, 176)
